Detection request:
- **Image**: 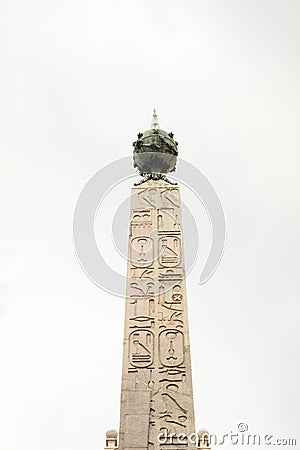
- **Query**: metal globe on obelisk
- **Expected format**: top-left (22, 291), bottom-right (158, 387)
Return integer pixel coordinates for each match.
top-left (133, 110), bottom-right (178, 185)
top-left (105, 112), bottom-right (210, 450)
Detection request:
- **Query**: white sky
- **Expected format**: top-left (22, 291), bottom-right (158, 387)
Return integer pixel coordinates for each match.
top-left (1, 1), bottom-right (300, 449)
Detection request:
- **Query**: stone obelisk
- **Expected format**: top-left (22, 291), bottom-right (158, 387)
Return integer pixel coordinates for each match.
top-left (117, 112), bottom-right (197, 450)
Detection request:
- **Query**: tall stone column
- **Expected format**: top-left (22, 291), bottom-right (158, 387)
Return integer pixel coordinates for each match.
top-left (118, 179), bottom-right (196, 450)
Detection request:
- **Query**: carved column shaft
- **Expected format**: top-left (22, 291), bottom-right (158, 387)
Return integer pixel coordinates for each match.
top-left (119, 180), bottom-right (196, 450)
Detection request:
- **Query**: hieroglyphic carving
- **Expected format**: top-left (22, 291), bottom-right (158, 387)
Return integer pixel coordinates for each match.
top-left (129, 280), bottom-right (155, 297)
top-left (130, 209), bottom-right (152, 236)
top-left (131, 209), bottom-right (152, 227)
top-left (159, 392), bottom-right (188, 428)
top-left (129, 278), bottom-right (155, 319)
top-left (132, 368), bottom-right (155, 390)
top-left (160, 188), bottom-right (180, 208)
top-left (158, 268), bottom-right (183, 282)
top-left (158, 236), bottom-right (181, 268)
top-left (131, 268), bottom-right (154, 279)
top-left (159, 329), bottom-right (184, 367)
top-left (157, 284), bottom-right (184, 317)
top-left (162, 302), bottom-right (183, 313)
top-left (149, 382), bottom-right (189, 440)
top-left (129, 330), bottom-right (154, 368)
top-left (166, 284), bottom-right (183, 304)
top-left (157, 208), bottom-right (180, 231)
top-left (137, 188), bottom-right (159, 208)
top-left (136, 187), bottom-right (180, 210)
top-left (158, 310), bottom-right (184, 328)
top-left (129, 315), bottom-right (155, 329)
top-left (130, 236), bottom-right (154, 268)
top-left (159, 366), bottom-right (187, 383)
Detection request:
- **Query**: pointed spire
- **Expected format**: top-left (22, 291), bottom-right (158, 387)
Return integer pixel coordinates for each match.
top-left (151, 108), bottom-right (160, 129)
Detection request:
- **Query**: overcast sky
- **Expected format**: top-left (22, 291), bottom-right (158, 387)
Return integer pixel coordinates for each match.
top-left (1, 1), bottom-right (300, 449)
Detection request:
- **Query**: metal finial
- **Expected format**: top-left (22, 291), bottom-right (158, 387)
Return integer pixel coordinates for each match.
top-left (151, 108), bottom-right (160, 129)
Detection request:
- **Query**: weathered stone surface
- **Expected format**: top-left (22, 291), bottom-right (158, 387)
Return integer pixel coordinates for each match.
top-left (119, 180), bottom-right (196, 450)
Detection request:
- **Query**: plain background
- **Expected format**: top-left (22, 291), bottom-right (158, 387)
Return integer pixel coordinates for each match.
top-left (0, 1), bottom-right (299, 449)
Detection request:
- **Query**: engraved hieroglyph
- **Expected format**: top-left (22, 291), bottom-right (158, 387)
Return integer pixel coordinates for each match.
top-left (119, 180), bottom-right (196, 450)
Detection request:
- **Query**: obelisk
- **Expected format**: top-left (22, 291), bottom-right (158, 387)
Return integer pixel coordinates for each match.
top-left (118, 111), bottom-right (197, 450)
